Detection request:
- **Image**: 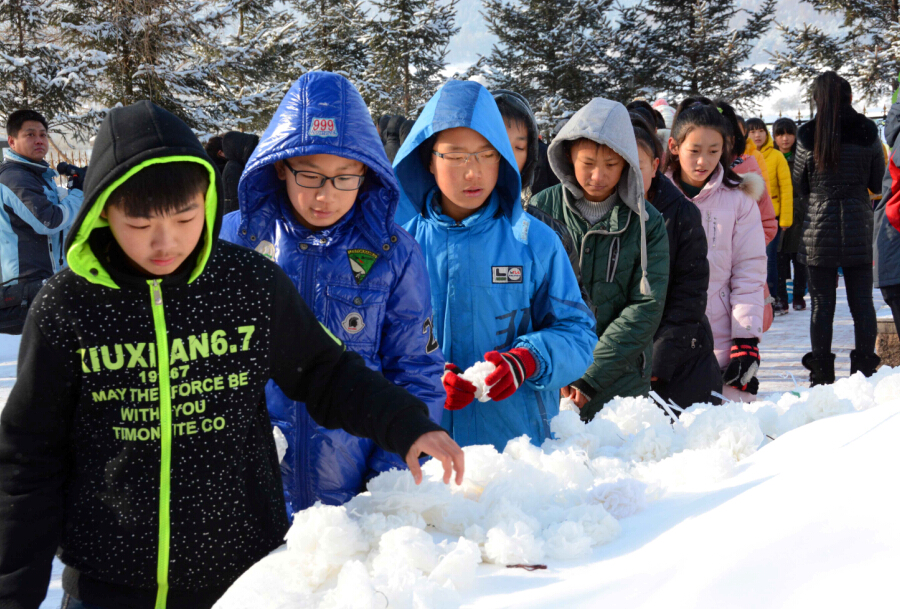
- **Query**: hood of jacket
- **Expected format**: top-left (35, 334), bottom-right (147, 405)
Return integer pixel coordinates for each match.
top-left (236, 71), bottom-right (401, 254)
top-left (547, 98), bottom-right (644, 216)
top-left (64, 100), bottom-right (221, 290)
top-left (547, 97), bottom-right (652, 295)
top-left (886, 102), bottom-right (900, 149)
top-left (393, 79), bottom-right (523, 227)
top-left (492, 89), bottom-right (539, 189)
top-left (222, 131), bottom-right (259, 164)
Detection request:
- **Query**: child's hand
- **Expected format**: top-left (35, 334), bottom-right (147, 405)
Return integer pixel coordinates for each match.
top-left (406, 431), bottom-right (465, 485)
top-left (723, 338), bottom-right (761, 394)
top-left (484, 348), bottom-right (537, 401)
top-left (442, 363), bottom-right (477, 410)
top-left (561, 385), bottom-right (589, 409)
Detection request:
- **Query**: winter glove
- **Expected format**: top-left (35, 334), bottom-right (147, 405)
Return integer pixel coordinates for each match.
top-left (723, 338), bottom-right (760, 395)
top-left (484, 348), bottom-right (537, 401)
top-left (442, 363), bottom-right (476, 411)
top-left (68, 166), bottom-right (87, 191)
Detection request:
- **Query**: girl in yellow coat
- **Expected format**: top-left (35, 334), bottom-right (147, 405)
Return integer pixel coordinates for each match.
top-left (747, 118), bottom-right (793, 315)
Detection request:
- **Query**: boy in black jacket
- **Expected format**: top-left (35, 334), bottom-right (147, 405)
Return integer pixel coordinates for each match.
top-left (0, 101), bottom-right (463, 609)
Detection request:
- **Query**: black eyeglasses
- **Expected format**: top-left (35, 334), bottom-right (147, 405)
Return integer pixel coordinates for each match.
top-left (283, 165), bottom-right (365, 191)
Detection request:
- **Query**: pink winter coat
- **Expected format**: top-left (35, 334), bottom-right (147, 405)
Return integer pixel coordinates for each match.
top-left (733, 154), bottom-right (777, 245)
top-left (667, 165), bottom-right (767, 373)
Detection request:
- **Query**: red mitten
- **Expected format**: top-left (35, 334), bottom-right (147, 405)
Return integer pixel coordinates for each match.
top-left (484, 348), bottom-right (537, 401)
top-left (442, 363), bottom-right (477, 410)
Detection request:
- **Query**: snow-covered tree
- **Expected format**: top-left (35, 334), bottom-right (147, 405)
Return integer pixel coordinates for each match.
top-left (0, 0), bottom-right (78, 123)
top-left (638, 0), bottom-right (778, 110)
top-left (294, 0), bottom-right (384, 108)
top-left (211, 0), bottom-right (305, 131)
top-left (364, 0), bottom-right (459, 117)
top-left (482, 0), bottom-right (618, 115)
top-left (55, 0), bottom-right (243, 138)
top-left (771, 1), bottom-right (900, 104)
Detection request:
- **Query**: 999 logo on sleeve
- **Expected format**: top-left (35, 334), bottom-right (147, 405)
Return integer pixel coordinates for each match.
top-left (310, 118), bottom-right (338, 138)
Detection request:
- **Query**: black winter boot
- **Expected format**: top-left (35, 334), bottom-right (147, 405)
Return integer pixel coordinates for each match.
top-left (850, 350), bottom-right (881, 377)
top-left (802, 353), bottom-right (836, 387)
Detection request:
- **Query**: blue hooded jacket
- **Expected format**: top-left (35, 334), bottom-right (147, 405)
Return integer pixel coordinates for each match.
top-left (393, 80), bottom-right (596, 451)
top-left (220, 72), bottom-right (445, 515)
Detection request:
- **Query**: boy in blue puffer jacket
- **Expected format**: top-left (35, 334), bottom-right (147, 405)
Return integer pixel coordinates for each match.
top-left (221, 72), bottom-right (445, 516)
top-left (393, 80), bottom-right (596, 451)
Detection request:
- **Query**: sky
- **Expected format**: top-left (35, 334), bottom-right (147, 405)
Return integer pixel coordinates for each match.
top-left (437, 0), bottom-right (888, 120)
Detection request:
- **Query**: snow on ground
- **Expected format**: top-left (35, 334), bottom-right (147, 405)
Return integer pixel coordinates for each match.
top-left (0, 281), bottom-right (893, 608)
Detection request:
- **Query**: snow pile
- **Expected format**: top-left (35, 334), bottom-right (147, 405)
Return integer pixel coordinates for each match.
top-left (216, 368), bottom-right (900, 609)
top-left (460, 361), bottom-right (496, 402)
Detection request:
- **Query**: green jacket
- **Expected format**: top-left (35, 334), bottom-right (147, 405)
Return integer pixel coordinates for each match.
top-left (532, 184), bottom-right (669, 419)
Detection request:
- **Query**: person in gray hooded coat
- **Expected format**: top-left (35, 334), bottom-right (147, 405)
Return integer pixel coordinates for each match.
top-left (531, 98), bottom-right (669, 420)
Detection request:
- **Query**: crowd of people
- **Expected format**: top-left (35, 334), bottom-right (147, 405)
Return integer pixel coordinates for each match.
top-left (0, 68), bottom-right (892, 609)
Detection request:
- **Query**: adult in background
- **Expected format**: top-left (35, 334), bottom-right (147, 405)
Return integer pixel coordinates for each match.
top-left (221, 130), bottom-right (259, 215)
top-left (795, 71), bottom-right (884, 385)
top-left (0, 110), bottom-right (83, 334)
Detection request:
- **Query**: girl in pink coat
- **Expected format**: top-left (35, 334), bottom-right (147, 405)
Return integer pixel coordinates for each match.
top-left (665, 102), bottom-right (767, 403)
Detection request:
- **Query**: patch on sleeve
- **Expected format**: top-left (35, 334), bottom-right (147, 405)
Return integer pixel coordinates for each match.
top-left (310, 118), bottom-right (338, 138)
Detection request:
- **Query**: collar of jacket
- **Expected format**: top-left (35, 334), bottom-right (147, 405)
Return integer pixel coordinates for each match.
top-left (2, 148), bottom-right (54, 176)
top-left (561, 185), bottom-right (631, 236)
top-left (672, 164), bottom-right (725, 204)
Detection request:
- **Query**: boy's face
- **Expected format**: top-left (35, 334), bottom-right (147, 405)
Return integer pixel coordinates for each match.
top-left (275, 154), bottom-right (366, 231)
top-left (429, 127), bottom-right (500, 222)
top-left (775, 132), bottom-right (796, 153)
top-left (102, 192), bottom-right (206, 277)
top-left (504, 119), bottom-right (529, 173)
top-left (748, 128), bottom-right (768, 150)
top-left (569, 140), bottom-right (625, 202)
top-left (8, 120), bottom-right (48, 163)
top-left (637, 147), bottom-right (659, 198)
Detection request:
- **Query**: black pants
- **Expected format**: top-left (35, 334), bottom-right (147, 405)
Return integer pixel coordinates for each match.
top-left (777, 252), bottom-right (807, 303)
top-left (807, 264), bottom-right (877, 356)
top-left (881, 284), bottom-right (900, 337)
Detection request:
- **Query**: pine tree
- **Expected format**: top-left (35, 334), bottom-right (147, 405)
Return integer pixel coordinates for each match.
top-left (638, 0), bottom-right (778, 109)
top-left (364, 0), bottom-right (459, 117)
top-left (211, 0), bottom-right (305, 132)
top-left (294, 0), bottom-right (384, 108)
top-left (0, 0), bottom-right (78, 124)
top-left (771, 1), bottom-right (900, 104)
top-left (55, 0), bottom-right (242, 138)
top-left (482, 0), bottom-right (618, 115)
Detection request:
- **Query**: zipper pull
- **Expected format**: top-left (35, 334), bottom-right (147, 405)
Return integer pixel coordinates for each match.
top-left (150, 279), bottom-right (163, 306)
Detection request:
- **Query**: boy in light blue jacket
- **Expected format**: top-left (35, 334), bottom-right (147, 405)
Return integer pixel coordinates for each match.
top-left (393, 80), bottom-right (595, 451)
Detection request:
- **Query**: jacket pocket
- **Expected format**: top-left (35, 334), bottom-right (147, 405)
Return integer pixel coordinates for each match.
top-left (325, 285), bottom-right (388, 351)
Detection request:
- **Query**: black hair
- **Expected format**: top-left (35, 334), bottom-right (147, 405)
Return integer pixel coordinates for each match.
top-left (666, 100), bottom-right (742, 189)
top-left (653, 108), bottom-right (665, 130)
top-left (107, 162), bottom-right (210, 218)
top-left (736, 115), bottom-right (745, 130)
top-left (745, 118), bottom-right (768, 134)
top-left (772, 118), bottom-right (798, 154)
top-left (630, 111), bottom-right (663, 200)
top-left (626, 101), bottom-right (658, 135)
top-left (712, 100), bottom-right (746, 160)
top-left (492, 90), bottom-right (539, 188)
top-left (204, 135), bottom-right (224, 158)
top-left (6, 109), bottom-right (48, 137)
top-left (812, 70), bottom-right (852, 172)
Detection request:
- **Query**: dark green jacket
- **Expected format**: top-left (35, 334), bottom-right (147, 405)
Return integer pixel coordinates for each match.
top-left (532, 184), bottom-right (669, 420)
